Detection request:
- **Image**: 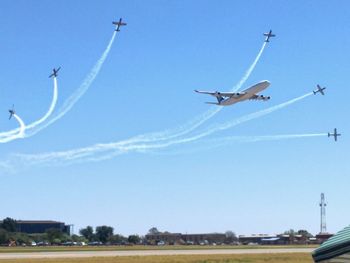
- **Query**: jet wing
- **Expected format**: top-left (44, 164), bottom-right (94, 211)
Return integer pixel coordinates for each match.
top-left (194, 90), bottom-right (236, 97)
top-left (249, 94), bottom-right (270, 101)
top-left (113, 22), bottom-right (127, 26)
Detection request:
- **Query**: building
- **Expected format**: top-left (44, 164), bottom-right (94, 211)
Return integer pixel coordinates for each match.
top-left (182, 233), bottom-right (226, 245)
top-left (145, 233), bottom-right (182, 245)
top-left (239, 234), bottom-right (312, 245)
top-left (315, 233), bottom-right (333, 244)
top-left (0, 220), bottom-right (72, 235)
top-left (238, 234), bottom-right (276, 245)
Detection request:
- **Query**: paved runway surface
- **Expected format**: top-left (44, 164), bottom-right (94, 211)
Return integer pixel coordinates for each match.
top-left (0, 248), bottom-right (314, 259)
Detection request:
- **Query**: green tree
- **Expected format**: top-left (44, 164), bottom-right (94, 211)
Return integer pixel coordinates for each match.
top-left (128, 235), bottom-right (141, 244)
top-left (61, 233), bottom-right (72, 243)
top-left (52, 238), bottom-right (62, 245)
top-left (1, 217), bottom-right (17, 232)
top-left (284, 229), bottom-right (296, 237)
top-left (148, 227), bottom-right (160, 235)
top-left (71, 234), bottom-right (88, 243)
top-left (79, 226), bottom-right (94, 241)
top-left (109, 234), bottom-right (126, 245)
top-left (10, 232), bottom-right (30, 245)
top-left (30, 233), bottom-right (48, 243)
top-left (46, 228), bottom-right (63, 243)
top-left (297, 229), bottom-right (313, 238)
top-left (95, 226), bottom-right (114, 243)
top-left (0, 229), bottom-right (8, 244)
top-left (225, 230), bottom-right (238, 243)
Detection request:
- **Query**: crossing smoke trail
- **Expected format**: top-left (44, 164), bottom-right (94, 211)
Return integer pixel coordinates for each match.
top-left (31, 31), bottom-right (118, 135)
top-left (0, 30), bottom-right (117, 142)
top-left (145, 133), bottom-right (328, 156)
top-left (0, 36), bottom-right (264, 145)
top-left (85, 92), bottom-right (314, 159)
top-left (0, 114), bottom-right (25, 143)
top-left (0, 77), bottom-right (58, 139)
top-left (13, 91), bottom-right (313, 165)
top-left (114, 41), bottom-right (268, 145)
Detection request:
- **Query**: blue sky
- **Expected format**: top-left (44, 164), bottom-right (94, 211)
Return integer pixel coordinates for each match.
top-left (0, 0), bottom-right (349, 236)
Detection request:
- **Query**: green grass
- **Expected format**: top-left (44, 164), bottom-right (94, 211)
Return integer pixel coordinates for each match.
top-left (0, 253), bottom-right (314, 263)
top-left (0, 245), bottom-right (317, 253)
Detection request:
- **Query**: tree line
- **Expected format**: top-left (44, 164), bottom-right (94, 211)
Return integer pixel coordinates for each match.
top-left (0, 218), bottom-right (141, 246)
top-left (79, 225), bottom-right (141, 245)
top-left (0, 217), bottom-right (314, 246)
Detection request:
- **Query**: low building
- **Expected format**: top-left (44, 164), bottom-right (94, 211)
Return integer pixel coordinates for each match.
top-left (239, 234), bottom-right (314, 245)
top-left (145, 233), bottom-right (182, 245)
top-left (182, 233), bottom-right (226, 244)
top-left (315, 233), bottom-right (333, 244)
top-left (239, 234), bottom-right (276, 245)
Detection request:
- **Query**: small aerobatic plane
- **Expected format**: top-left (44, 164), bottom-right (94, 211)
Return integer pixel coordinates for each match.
top-left (8, 105), bottom-right (15, 120)
top-left (49, 67), bottom-right (61, 78)
top-left (264, 30), bottom-right (276, 42)
top-left (313, 84), bottom-right (326, 95)
top-left (112, 18), bottom-right (127, 32)
top-left (195, 80), bottom-right (271, 106)
top-left (328, 128), bottom-right (341, 142)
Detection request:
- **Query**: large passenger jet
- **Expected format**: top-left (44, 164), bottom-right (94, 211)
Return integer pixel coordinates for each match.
top-left (195, 80), bottom-right (271, 106)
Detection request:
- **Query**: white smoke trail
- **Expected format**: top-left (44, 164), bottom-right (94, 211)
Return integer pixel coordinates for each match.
top-left (14, 114), bottom-right (25, 138)
top-left (0, 114), bottom-right (25, 143)
top-left (231, 41), bottom-right (267, 93)
top-left (103, 41), bottom-right (268, 146)
top-left (147, 133), bottom-right (328, 156)
top-left (0, 77), bottom-right (58, 139)
top-left (26, 77), bottom-right (58, 136)
top-left (209, 133), bottom-right (327, 144)
top-left (29, 31), bottom-right (117, 135)
top-left (13, 92), bottom-right (312, 165)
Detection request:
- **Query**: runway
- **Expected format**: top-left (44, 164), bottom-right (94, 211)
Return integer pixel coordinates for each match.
top-left (0, 248), bottom-right (314, 259)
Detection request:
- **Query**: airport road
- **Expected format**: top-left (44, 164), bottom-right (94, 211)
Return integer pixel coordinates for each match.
top-left (0, 248), bottom-right (314, 259)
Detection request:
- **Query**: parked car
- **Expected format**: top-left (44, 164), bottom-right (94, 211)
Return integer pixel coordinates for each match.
top-left (157, 241), bottom-right (165, 246)
top-left (88, 241), bottom-right (103, 246)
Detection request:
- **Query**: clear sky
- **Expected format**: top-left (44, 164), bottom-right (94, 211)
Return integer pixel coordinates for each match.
top-left (0, 0), bottom-right (349, 236)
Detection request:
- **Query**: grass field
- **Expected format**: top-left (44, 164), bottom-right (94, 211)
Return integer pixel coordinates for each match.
top-left (0, 245), bottom-right (317, 253)
top-left (0, 253), bottom-right (313, 263)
